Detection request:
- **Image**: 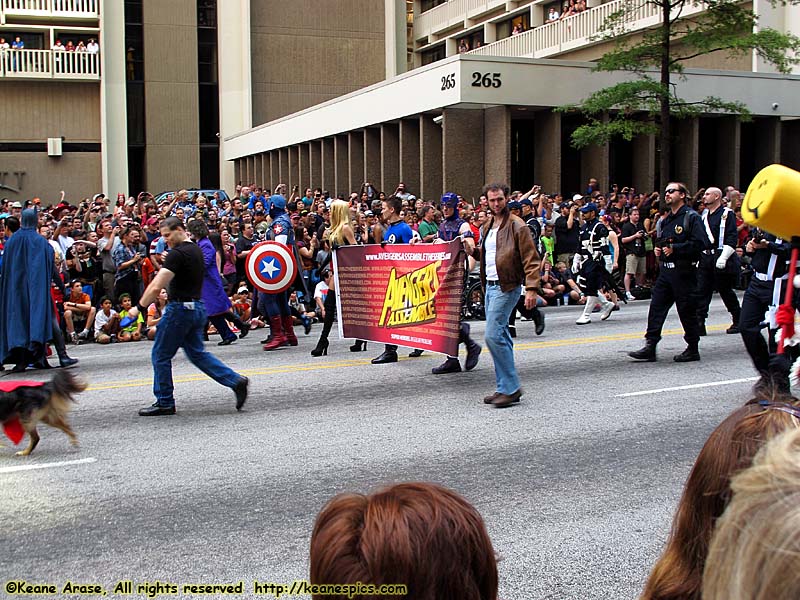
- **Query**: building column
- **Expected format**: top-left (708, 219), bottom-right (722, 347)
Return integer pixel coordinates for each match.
top-left (321, 138), bottom-right (335, 193)
top-left (269, 151), bottom-right (279, 190)
top-left (714, 116), bottom-right (741, 189)
top-left (675, 117), bottom-right (700, 192)
top-left (334, 135), bottom-right (349, 197)
top-left (288, 145), bottom-right (299, 191)
top-left (443, 108), bottom-right (485, 198)
top-left (218, 0), bottom-right (251, 194)
top-left (277, 148), bottom-right (288, 185)
top-left (253, 153), bottom-right (263, 187)
top-left (534, 111), bottom-right (561, 195)
top-left (581, 135), bottom-right (609, 195)
top-left (384, 0), bottom-right (407, 77)
top-left (399, 119), bottom-right (421, 197)
top-left (99, 0), bottom-right (128, 195)
top-left (234, 160), bottom-right (242, 187)
top-left (381, 123), bottom-right (400, 194)
top-left (420, 115), bottom-right (443, 200)
top-left (484, 106), bottom-right (511, 185)
top-left (309, 141), bottom-right (322, 189)
top-left (754, 116), bottom-right (781, 173)
top-left (365, 128), bottom-right (381, 191)
top-left (631, 134), bottom-right (656, 194)
top-left (349, 131), bottom-right (365, 194)
top-left (243, 156), bottom-right (251, 185)
top-left (298, 144), bottom-right (310, 192)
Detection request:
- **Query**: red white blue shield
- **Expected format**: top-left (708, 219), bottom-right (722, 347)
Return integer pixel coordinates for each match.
top-left (246, 241), bottom-right (297, 294)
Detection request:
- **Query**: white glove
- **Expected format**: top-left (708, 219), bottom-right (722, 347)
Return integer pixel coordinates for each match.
top-left (572, 254), bottom-right (580, 273)
top-left (716, 245), bottom-right (735, 269)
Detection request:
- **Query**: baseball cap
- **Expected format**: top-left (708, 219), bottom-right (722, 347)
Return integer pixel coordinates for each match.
top-left (146, 216), bottom-right (159, 226)
top-left (572, 194), bottom-right (584, 202)
top-left (290, 212), bottom-right (300, 219)
top-left (237, 286), bottom-right (249, 294)
top-left (508, 201), bottom-right (522, 210)
top-left (126, 197), bottom-right (136, 206)
top-left (92, 193), bottom-right (105, 202)
top-left (364, 210), bottom-right (374, 217)
top-left (580, 202), bottom-right (598, 213)
top-left (11, 201), bottom-right (22, 208)
top-left (520, 199), bottom-right (533, 207)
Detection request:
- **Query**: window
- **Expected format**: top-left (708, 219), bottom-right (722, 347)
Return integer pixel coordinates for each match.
top-left (420, 44), bottom-right (446, 65)
top-left (496, 12), bottom-right (531, 40)
top-left (420, 0), bottom-right (447, 12)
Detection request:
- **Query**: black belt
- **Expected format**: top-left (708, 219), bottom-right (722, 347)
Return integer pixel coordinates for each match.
top-left (170, 297), bottom-right (201, 303)
top-left (486, 280), bottom-right (501, 286)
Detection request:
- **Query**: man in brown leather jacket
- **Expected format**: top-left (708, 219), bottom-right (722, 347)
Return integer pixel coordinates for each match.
top-left (473, 183), bottom-right (541, 407)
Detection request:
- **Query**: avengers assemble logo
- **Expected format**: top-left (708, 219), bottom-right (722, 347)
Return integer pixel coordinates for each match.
top-left (379, 261), bottom-right (441, 328)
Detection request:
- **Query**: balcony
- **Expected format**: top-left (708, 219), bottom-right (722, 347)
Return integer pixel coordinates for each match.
top-left (468, 0), bottom-right (704, 59)
top-left (1, 0), bottom-right (99, 22)
top-left (0, 48), bottom-right (100, 79)
top-left (414, 0), bottom-right (511, 42)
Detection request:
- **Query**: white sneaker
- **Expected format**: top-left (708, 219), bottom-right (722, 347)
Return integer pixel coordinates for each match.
top-left (576, 315), bottom-right (591, 325)
top-left (600, 301), bottom-right (615, 321)
top-left (626, 292), bottom-right (636, 301)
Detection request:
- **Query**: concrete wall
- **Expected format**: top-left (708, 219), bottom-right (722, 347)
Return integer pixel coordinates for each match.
top-left (0, 153), bottom-right (101, 204)
top-left (249, 0), bottom-right (386, 126)
top-left (142, 0), bottom-right (201, 192)
top-left (0, 82), bottom-right (100, 142)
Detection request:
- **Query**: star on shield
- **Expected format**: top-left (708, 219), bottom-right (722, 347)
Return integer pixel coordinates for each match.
top-left (260, 257), bottom-right (281, 278)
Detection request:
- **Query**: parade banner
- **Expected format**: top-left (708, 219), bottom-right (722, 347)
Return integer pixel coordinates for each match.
top-left (333, 240), bottom-right (466, 356)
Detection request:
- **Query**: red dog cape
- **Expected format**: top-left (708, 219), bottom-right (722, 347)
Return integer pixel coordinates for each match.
top-left (1, 380), bottom-right (44, 445)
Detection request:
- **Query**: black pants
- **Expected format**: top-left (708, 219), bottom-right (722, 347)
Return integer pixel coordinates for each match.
top-left (208, 312), bottom-right (246, 342)
top-left (696, 258), bottom-right (741, 324)
top-left (646, 266), bottom-right (700, 346)
top-left (316, 289), bottom-right (337, 344)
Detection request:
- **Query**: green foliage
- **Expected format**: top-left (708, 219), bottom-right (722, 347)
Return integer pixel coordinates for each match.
top-left (563, 0), bottom-right (800, 150)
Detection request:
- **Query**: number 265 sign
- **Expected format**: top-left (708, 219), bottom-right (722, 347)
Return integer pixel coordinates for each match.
top-left (440, 71), bottom-right (502, 91)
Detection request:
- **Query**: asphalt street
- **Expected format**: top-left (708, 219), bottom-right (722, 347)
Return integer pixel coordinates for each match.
top-left (0, 296), bottom-right (775, 600)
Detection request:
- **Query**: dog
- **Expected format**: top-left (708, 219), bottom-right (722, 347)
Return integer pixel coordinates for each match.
top-left (0, 370), bottom-right (87, 456)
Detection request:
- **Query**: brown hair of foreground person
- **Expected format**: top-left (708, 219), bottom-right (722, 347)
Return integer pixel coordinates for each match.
top-left (640, 393), bottom-right (800, 600)
top-left (703, 426), bottom-right (800, 600)
top-left (310, 482), bottom-right (498, 600)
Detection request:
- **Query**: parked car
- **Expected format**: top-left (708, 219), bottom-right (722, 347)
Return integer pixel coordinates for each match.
top-left (154, 189), bottom-right (230, 207)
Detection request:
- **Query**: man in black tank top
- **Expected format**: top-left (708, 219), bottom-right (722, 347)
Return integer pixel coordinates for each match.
top-left (126, 217), bottom-right (248, 416)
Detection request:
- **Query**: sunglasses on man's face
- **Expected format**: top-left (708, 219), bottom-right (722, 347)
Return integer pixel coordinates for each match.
top-left (664, 188), bottom-right (679, 194)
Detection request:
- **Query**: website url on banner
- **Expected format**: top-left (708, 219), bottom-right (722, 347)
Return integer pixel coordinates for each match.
top-left (365, 252), bottom-right (451, 261)
top-left (390, 334), bottom-right (432, 346)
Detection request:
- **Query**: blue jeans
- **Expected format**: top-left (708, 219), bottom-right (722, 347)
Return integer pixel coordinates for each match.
top-left (484, 284), bottom-right (522, 395)
top-left (152, 301), bottom-right (242, 407)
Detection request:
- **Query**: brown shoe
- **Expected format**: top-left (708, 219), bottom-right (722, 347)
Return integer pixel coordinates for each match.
top-left (491, 389), bottom-right (522, 408)
top-left (483, 391), bottom-right (501, 404)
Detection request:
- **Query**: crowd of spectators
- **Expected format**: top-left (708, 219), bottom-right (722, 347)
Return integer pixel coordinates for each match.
top-left (0, 175), bottom-right (754, 347)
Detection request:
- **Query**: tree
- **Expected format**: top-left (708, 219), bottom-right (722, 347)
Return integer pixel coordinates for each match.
top-left (560, 0), bottom-right (800, 191)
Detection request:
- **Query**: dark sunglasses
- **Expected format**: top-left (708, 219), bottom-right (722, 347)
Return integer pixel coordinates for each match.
top-left (664, 188), bottom-right (679, 194)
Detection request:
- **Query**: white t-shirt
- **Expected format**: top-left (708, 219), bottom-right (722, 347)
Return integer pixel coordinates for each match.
top-left (314, 281), bottom-right (329, 302)
top-left (484, 228), bottom-right (498, 280)
top-left (95, 308), bottom-right (118, 334)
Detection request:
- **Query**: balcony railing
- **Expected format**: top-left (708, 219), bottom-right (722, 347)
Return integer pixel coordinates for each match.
top-left (0, 49), bottom-right (100, 79)
top-left (468, 0), bottom-right (704, 59)
top-left (414, 0), bottom-right (510, 41)
top-left (1, 0), bottom-right (99, 20)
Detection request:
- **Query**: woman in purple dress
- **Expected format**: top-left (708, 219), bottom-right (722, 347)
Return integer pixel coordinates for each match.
top-left (187, 220), bottom-right (250, 345)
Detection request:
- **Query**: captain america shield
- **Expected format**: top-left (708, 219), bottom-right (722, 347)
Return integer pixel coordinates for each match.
top-left (245, 241), bottom-right (298, 294)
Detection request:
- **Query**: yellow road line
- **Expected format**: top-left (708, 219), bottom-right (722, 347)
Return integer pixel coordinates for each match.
top-left (84, 325), bottom-right (729, 392)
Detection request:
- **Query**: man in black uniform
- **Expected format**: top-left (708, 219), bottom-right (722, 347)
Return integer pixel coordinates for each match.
top-left (629, 183), bottom-right (706, 362)
top-left (507, 198), bottom-right (545, 336)
top-left (127, 217), bottom-right (248, 416)
top-left (573, 202), bottom-right (615, 325)
top-left (696, 187), bottom-right (741, 335)
top-left (739, 229), bottom-right (795, 391)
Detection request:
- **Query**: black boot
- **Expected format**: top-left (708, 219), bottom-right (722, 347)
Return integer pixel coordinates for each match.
top-left (52, 328), bottom-right (78, 368)
top-left (371, 349), bottom-right (398, 364)
top-left (629, 341), bottom-right (657, 362)
top-left (350, 340), bottom-right (367, 352)
top-left (698, 320), bottom-right (707, 336)
top-left (432, 357), bottom-right (462, 374)
top-left (408, 348), bottom-right (423, 357)
top-left (532, 308), bottom-right (545, 336)
top-left (726, 316), bottom-right (740, 334)
top-left (310, 339), bottom-right (329, 357)
top-left (673, 344), bottom-right (700, 363)
top-left (460, 322), bottom-right (481, 371)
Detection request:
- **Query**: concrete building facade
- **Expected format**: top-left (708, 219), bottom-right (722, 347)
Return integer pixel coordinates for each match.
top-left (225, 0), bottom-right (800, 199)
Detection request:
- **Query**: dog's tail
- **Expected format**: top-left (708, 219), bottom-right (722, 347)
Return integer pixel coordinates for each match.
top-left (46, 370), bottom-right (88, 405)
